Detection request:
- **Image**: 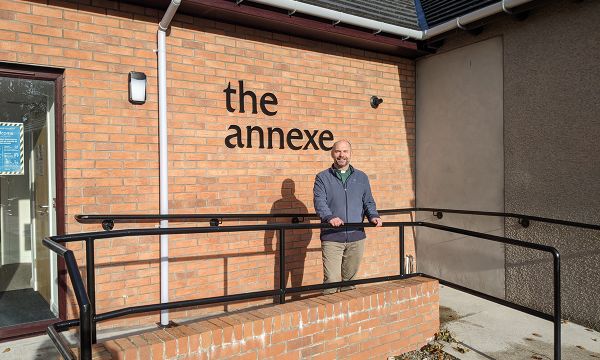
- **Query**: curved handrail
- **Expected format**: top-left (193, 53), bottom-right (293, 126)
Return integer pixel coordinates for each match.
top-left (43, 238), bottom-right (92, 360)
top-left (44, 219), bottom-right (562, 360)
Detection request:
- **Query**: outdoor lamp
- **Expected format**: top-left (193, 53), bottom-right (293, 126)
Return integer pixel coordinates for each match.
top-left (370, 95), bottom-right (383, 108)
top-left (128, 71), bottom-right (147, 104)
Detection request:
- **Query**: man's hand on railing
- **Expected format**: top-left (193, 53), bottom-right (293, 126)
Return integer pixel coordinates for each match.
top-left (370, 217), bottom-right (383, 227)
top-left (328, 217), bottom-right (344, 227)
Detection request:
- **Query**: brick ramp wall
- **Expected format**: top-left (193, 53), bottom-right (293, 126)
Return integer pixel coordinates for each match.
top-left (79, 277), bottom-right (438, 360)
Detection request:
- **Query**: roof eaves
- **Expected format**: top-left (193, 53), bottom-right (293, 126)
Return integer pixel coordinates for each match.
top-left (121, 0), bottom-right (430, 57)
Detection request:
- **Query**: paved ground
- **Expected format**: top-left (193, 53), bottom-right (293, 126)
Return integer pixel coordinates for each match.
top-left (1, 284), bottom-right (599, 359)
top-left (0, 333), bottom-right (60, 359)
top-left (439, 285), bottom-right (600, 360)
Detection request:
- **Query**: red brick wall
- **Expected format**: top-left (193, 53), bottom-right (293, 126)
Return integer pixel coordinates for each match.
top-left (87, 278), bottom-right (439, 360)
top-left (0, 0), bottom-right (416, 326)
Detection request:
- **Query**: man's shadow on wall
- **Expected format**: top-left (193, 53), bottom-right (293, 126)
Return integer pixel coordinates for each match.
top-left (264, 179), bottom-right (312, 302)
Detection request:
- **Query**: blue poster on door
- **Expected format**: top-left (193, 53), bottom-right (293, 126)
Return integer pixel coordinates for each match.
top-left (0, 122), bottom-right (24, 175)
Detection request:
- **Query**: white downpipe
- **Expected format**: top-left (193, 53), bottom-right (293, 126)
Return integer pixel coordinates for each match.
top-left (249, 0), bottom-right (534, 40)
top-left (157, 0), bottom-right (181, 327)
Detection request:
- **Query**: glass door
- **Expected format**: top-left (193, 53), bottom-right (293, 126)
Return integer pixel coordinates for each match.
top-left (0, 75), bottom-right (58, 330)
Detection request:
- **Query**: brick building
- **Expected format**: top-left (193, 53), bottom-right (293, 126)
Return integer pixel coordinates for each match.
top-left (0, 0), bottom-right (421, 344)
top-left (0, 0), bottom-right (598, 357)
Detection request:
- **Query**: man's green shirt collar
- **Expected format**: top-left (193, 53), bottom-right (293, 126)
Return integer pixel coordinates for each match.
top-left (333, 165), bottom-right (354, 184)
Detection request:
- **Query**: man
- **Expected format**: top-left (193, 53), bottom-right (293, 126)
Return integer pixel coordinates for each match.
top-left (313, 140), bottom-right (382, 294)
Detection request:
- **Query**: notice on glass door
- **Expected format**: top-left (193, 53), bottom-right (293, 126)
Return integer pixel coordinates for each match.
top-left (0, 122), bottom-right (24, 175)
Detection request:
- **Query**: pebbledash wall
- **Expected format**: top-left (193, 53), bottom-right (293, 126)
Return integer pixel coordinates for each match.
top-left (0, 0), bottom-right (416, 327)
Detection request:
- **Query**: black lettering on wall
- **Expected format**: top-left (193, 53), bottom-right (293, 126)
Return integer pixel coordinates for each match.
top-left (303, 130), bottom-right (319, 150)
top-left (319, 130), bottom-right (334, 150)
top-left (223, 81), bottom-right (335, 151)
top-left (239, 80), bottom-right (258, 114)
top-left (223, 81), bottom-right (277, 116)
top-left (225, 125), bottom-right (244, 148)
top-left (246, 126), bottom-right (265, 149)
top-left (286, 128), bottom-right (303, 150)
top-left (260, 93), bottom-right (278, 116)
top-left (223, 82), bottom-right (236, 113)
top-left (268, 127), bottom-right (284, 149)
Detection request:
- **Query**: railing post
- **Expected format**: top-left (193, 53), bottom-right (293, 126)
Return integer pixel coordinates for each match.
top-left (85, 238), bottom-right (97, 344)
top-left (553, 251), bottom-right (561, 360)
top-left (399, 225), bottom-right (405, 276)
top-left (279, 229), bottom-right (286, 304)
top-left (64, 249), bottom-right (93, 360)
top-left (80, 303), bottom-right (93, 360)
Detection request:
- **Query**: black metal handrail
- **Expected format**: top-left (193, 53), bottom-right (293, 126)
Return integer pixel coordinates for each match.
top-left (42, 239), bottom-right (92, 360)
top-left (75, 213), bottom-right (320, 230)
top-left (75, 207), bottom-right (600, 232)
top-left (386, 207), bottom-right (600, 231)
top-left (44, 217), bottom-right (564, 360)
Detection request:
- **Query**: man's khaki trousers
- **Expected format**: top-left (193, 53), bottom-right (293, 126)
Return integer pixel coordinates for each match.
top-left (321, 239), bottom-right (365, 294)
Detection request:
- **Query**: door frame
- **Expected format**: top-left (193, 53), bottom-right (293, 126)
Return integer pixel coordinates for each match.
top-left (0, 63), bottom-right (65, 341)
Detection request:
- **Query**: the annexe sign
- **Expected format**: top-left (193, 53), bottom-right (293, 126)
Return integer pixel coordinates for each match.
top-left (0, 122), bottom-right (24, 175)
top-left (223, 81), bottom-right (334, 151)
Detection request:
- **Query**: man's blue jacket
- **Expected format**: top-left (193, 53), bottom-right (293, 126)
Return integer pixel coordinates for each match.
top-left (313, 165), bottom-right (379, 242)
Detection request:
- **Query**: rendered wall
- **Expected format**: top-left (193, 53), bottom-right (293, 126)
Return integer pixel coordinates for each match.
top-left (415, 37), bottom-right (505, 297)
top-left (0, 0), bottom-right (416, 328)
top-left (418, 0), bottom-right (600, 329)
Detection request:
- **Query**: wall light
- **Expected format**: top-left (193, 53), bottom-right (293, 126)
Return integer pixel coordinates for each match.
top-left (128, 71), bottom-right (147, 104)
top-left (370, 95), bottom-right (383, 108)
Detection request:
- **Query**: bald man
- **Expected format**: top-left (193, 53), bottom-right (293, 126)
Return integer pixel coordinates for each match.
top-left (313, 140), bottom-right (382, 294)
